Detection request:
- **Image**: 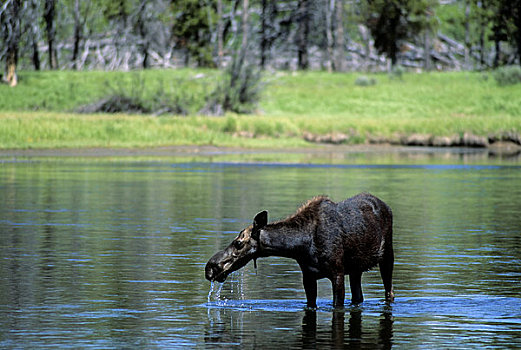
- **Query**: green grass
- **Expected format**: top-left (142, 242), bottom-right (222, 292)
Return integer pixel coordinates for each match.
top-left (0, 69), bottom-right (216, 112)
top-left (0, 112), bottom-right (309, 149)
top-left (1, 69), bottom-right (520, 149)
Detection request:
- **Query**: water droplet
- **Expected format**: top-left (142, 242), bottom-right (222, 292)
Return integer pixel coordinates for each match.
top-left (208, 281), bottom-right (215, 303)
top-left (216, 282), bottom-right (223, 299)
top-left (208, 281), bottom-right (225, 303)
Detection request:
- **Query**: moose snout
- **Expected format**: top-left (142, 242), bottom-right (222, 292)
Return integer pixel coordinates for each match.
top-left (205, 261), bottom-right (218, 281)
top-left (205, 261), bottom-right (228, 282)
top-left (205, 250), bottom-right (226, 282)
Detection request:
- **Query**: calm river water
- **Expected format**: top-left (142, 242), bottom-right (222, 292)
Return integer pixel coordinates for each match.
top-left (1, 149), bottom-right (520, 348)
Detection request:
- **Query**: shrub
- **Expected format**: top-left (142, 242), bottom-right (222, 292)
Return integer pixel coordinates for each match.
top-left (76, 73), bottom-right (195, 115)
top-left (202, 52), bottom-right (263, 115)
top-left (76, 95), bottom-right (150, 114)
top-left (222, 116), bottom-right (238, 133)
top-left (355, 75), bottom-right (377, 86)
top-left (493, 66), bottom-right (521, 86)
top-left (389, 65), bottom-right (405, 80)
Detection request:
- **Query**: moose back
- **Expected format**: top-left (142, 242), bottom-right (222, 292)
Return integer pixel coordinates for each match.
top-left (205, 193), bottom-right (394, 308)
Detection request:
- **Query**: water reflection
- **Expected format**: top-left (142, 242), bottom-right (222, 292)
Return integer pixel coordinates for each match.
top-left (1, 156), bottom-right (521, 348)
top-left (205, 302), bottom-right (395, 349)
top-left (300, 310), bottom-right (391, 349)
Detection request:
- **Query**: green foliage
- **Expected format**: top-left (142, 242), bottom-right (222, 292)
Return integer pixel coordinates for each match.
top-left (494, 0), bottom-right (521, 60)
top-left (171, 0), bottom-right (216, 67)
top-left (204, 54), bottom-right (263, 115)
top-left (437, 2), bottom-right (467, 42)
top-left (102, 0), bottom-right (133, 21)
top-left (493, 66), bottom-right (521, 86)
top-left (362, 0), bottom-right (438, 65)
top-left (222, 116), bottom-right (238, 133)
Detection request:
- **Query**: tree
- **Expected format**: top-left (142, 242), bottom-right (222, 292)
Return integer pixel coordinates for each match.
top-left (44, 0), bottom-right (58, 69)
top-left (28, 0), bottom-right (41, 70)
top-left (423, 4), bottom-right (435, 71)
top-left (324, 0), bottom-right (346, 72)
top-left (217, 0), bottom-right (224, 67)
top-left (136, 0), bottom-right (150, 68)
top-left (241, 0), bottom-right (249, 51)
top-left (259, 0), bottom-right (276, 68)
top-left (103, 0), bottom-right (130, 69)
top-left (475, 0), bottom-right (491, 68)
top-left (363, 0), bottom-right (436, 67)
top-left (464, 0), bottom-right (471, 69)
top-left (69, 0), bottom-right (93, 70)
top-left (1, 0), bottom-right (22, 86)
top-left (171, 0), bottom-right (216, 67)
top-left (495, 0), bottom-right (521, 65)
top-left (333, 0), bottom-right (345, 71)
top-left (296, 0), bottom-right (310, 69)
top-left (325, 0), bottom-right (334, 71)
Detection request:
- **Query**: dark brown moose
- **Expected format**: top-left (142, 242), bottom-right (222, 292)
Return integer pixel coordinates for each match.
top-left (205, 193), bottom-right (394, 308)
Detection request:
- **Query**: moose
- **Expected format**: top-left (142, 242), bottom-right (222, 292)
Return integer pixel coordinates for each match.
top-left (205, 193), bottom-right (394, 308)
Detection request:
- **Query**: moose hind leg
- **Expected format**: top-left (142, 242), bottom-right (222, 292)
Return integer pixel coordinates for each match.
top-left (379, 246), bottom-right (394, 302)
top-left (349, 271), bottom-right (364, 304)
top-left (331, 273), bottom-right (345, 308)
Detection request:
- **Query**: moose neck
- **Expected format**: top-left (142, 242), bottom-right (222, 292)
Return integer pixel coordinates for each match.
top-left (258, 222), bottom-right (313, 260)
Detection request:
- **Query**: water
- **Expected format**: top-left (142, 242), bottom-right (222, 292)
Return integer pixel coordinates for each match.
top-left (1, 150), bottom-right (520, 348)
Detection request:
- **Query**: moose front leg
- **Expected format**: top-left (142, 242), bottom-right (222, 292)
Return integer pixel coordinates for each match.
top-left (331, 273), bottom-right (345, 308)
top-left (349, 271), bottom-right (364, 304)
top-left (303, 273), bottom-right (318, 308)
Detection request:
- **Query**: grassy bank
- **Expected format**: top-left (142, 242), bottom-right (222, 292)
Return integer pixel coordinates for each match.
top-left (1, 70), bottom-right (520, 149)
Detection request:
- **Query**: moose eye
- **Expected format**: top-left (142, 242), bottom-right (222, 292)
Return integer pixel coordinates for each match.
top-left (233, 240), bottom-right (244, 249)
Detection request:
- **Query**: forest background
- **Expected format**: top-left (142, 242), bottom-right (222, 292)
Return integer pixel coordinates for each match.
top-left (1, 0), bottom-right (521, 150)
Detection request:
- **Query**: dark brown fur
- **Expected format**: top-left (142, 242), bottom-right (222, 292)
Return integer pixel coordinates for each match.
top-left (205, 193), bottom-right (394, 308)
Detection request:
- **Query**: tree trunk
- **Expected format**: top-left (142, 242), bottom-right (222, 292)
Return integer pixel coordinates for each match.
top-left (260, 0), bottom-right (277, 69)
top-left (390, 52), bottom-right (397, 68)
top-left (260, 0), bottom-right (268, 68)
top-left (241, 0), bottom-right (249, 52)
top-left (32, 39), bottom-right (41, 71)
top-left (516, 10), bottom-right (521, 66)
top-left (29, 0), bottom-right (41, 71)
top-left (424, 28), bottom-right (432, 71)
top-left (296, 0), bottom-right (310, 70)
top-left (3, 0), bottom-right (21, 86)
top-left (333, 0), bottom-right (344, 71)
top-left (217, 0), bottom-right (224, 68)
top-left (358, 24), bottom-right (370, 71)
top-left (72, 0), bottom-right (82, 70)
top-left (464, 0), bottom-right (470, 69)
top-left (6, 49), bottom-right (18, 87)
top-left (137, 0), bottom-right (149, 69)
top-left (494, 39), bottom-right (501, 68)
top-left (44, 0), bottom-right (58, 69)
top-left (478, 0), bottom-right (487, 69)
top-left (325, 0), bottom-right (334, 72)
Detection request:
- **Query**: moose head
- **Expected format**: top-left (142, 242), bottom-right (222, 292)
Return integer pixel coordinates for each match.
top-left (205, 211), bottom-right (268, 283)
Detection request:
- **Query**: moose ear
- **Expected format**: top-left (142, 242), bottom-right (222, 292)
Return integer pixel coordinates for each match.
top-left (252, 211), bottom-right (268, 241)
top-left (253, 210), bottom-right (268, 230)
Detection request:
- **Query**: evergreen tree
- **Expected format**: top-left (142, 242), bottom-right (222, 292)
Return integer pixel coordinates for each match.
top-left (362, 0), bottom-right (436, 66)
top-left (495, 0), bottom-right (521, 65)
top-left (171, 0), bottom-right (216, 67)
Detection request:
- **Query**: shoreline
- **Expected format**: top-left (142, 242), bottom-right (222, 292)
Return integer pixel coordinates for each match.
top-left (1, 143), bottom-right (519, 159)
